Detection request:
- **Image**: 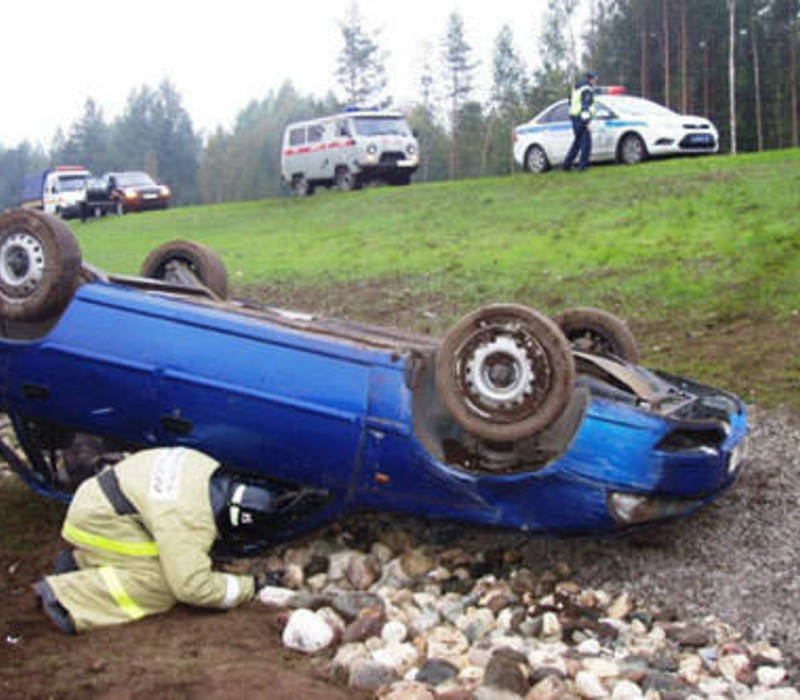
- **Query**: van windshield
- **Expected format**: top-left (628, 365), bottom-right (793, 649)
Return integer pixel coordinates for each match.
top-left (57, 176), bottom-right (87, 191)
top-left (353, 117), bottom-right (410, 137)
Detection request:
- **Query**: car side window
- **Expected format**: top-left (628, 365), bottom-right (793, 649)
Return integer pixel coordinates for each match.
top-left (307, 125), bottom-right (324, 143)
top-left (337, 120), bottom-right (351, 137)
top-left (289, 128), bottom-right (305, 146)
top-left (542, 102), bottom-right (570, 123)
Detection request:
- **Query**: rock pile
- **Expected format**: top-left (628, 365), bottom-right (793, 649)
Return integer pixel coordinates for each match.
top-left (251, 522), bottom-right (798, 699)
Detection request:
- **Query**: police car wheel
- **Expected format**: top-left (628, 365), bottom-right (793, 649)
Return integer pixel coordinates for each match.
top-left (552, 307), bottom-right (640, 363)
top-left (0, 209), bottom-right (82, 322)
top-left (436, 304), bottom-right (575, 442)
top-left (141, 240), bottom-right (229, 300)
top-left (525, 145), bottom-right (550, 173)
top-left (620, 134), bottom-right (647, 165)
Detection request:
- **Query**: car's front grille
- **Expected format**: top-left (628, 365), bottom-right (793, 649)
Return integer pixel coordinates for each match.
top-left (679, 133), bottom-right (716, 149)
top-left (379, 152), bottom-right (406, 165)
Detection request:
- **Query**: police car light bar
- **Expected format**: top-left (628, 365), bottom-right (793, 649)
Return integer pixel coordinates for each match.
top-left (594, 86), bottom-right (626, 95)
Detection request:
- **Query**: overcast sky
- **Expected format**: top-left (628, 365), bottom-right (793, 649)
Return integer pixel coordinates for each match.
top-left (1, 0), bottom-right (588, 148)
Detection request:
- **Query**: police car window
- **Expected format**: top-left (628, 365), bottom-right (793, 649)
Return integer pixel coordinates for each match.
top-left (289, 128), bottom-right (305, 146)
top-left (541, 102), bottom-right (570, 123)
top-left (308, 125), bottom-right (324, 143)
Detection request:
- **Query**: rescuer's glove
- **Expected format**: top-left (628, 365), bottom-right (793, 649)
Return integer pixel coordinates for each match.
top-left (581, 110), bottom-right (591, 121)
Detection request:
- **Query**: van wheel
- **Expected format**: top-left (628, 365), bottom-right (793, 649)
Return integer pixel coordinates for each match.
top-left (436, 304), bottom-right (575, 442)
top-left (141, 240), bottom-right (228, 300)
top-left (0, 209), bottom-right (82, 322)
top-left (553, 307), bottom-right (640, 363)
top-left (336, 167), bottom-right (361, 192)
top-left (292, 175), bottom-right (314, 197)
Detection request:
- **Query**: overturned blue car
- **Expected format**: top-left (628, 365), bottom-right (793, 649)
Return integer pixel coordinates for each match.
top-left (0, 209), bottom-right (748, 546)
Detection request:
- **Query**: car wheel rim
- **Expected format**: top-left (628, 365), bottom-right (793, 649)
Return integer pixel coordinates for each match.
top-left (0, 231), bottom-right (45, 298)
top-left (528, 148), bottom-right (545, 172)
top-left (624, 138), bottom-right (642, 163)
top-left (456, 317), bottom-right (553, 420)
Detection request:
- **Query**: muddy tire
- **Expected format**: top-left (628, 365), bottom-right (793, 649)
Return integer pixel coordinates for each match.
top-left (436, 304), bottom-right (575, 442)
top-left (292, 175), bottom-right (314, 197)
top-left (141, 240), bottom-right (228, 300)
top-left (0, 209), bottom-right (82, 322)
top-left (553, 307), bottom-right (640, 363)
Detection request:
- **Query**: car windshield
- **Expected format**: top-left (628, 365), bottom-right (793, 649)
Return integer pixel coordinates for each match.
top-left (115, 172), bottom-right (156, 187)
top-left (57, 176), bottom-right (87, 191)
top-left (352, 117), bottom-right (410, 137)
top-left (613, 96), bottom-right (677, 118)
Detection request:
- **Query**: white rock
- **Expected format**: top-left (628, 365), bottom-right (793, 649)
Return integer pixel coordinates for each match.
top-left (758, 690), bottom-right (800, 700)
top-left (718, 653), bottom-right (750, 682)
top-left (577, 639), bottom-right (602, 656)
top-left (582, 657), bottom-right (619, 679)
top-left (379, 680), bottom-right (437, 700)
top-left (428, 566), bottom-right (451, 582)
top-left (594, 590), bottom-right (611, 608)
top-left (412, 592), bottom-right (438, 608)
top-left (366, 635), bottom-right (387, 651)
top-left (576, 670), bottom-right (609, 698)
top-left (495, 607), bottom-right (516, 632)
top-left (756, 666), bottom-right (787, 687)
top-left (306, 573), bottom-right (328, 593)
top-left (332, 642), bottom-right (369, 673)
top-left (257, 585), bottom-right (297, 607)
top-left (610, 679), bottom-right (643, 700)
top-left (607, 592), bottom-right (633, 620)
top-left (541, 612), bottom-right (562, 641)
top-left (425, 625), bottom-right (470, 660)
top-left (458, 665), bottom-right (485, 684)
top-left (281, 609), bottom-right (334, 653)
top-left (316, 606), bottom-right (346, 637)
top-left (456, 607), bottom-right (496, 642)
top-left (748, 640), bottom-right (783, 664)
top-left (282, 563), bottom-right (304, 589)
top-left (408, 607), bottom-right (440, 636)
top-left (327, 550), bottom-right (356, 580)
top-left (371, 541), bottom-right (393, 563)
top-left (678, 655), bottom-right (703, 685)
top-left (629, 619), bottom-right (648, 637)
top-left (382, 620), bottom-right (408, 644)
top-left (371, 641), bottom-right (419, 674)
top-left (698, 678), bottom-right (730, 696)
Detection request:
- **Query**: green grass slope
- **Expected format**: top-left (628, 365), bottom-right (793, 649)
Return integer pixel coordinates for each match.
top-left (73, 149), bottom-right (800, 408)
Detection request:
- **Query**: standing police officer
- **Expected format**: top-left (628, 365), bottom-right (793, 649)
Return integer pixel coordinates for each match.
top-left (32, 447), bottom-right (324, 633)
top-left (563, 71), bottom-right (599, 172)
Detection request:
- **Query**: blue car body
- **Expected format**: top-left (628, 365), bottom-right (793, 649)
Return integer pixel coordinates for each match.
top-left (0, 275), bottom-right (748, 540)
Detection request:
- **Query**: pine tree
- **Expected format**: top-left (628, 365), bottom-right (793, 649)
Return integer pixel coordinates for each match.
top-left (441, 11), bottom-right (478, 178)
top-left (335, 1), bottom-right (390, 108)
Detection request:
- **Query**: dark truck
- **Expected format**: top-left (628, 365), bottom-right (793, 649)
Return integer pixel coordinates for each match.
top-left (79, 176), bottom-right (124, 221)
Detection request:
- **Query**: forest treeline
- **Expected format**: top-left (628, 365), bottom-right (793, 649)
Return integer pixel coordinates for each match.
top-left (1, 0), bottom-right (797, 211)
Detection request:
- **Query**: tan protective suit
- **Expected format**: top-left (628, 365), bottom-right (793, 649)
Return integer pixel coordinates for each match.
top-left (42, 447), bottom-right (255, 632)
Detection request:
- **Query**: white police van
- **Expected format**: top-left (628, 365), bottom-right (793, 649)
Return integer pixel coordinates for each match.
top-left (513, 87), bottom-right (719, 172)
top-left (281, 109), bottom-right (419, 195)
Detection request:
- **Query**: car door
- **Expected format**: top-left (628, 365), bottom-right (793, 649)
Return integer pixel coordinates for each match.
top-left (590, 101), bottom-right (617, 160)
top-left (539, 101), bottom-right (573, 164)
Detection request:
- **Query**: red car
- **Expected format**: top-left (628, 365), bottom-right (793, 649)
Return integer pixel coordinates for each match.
top-left (106, 171), bottom-right (170, 213)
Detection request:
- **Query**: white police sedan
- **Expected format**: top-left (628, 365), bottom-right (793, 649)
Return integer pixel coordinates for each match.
top-left (513, 88), bottom-right (719, 172)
